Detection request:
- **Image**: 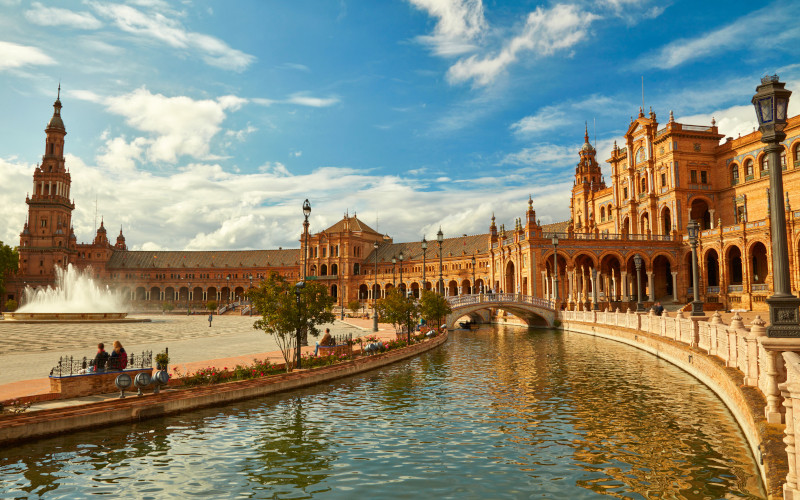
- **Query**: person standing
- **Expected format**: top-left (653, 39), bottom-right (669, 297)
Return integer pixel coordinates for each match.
top-left (208, 313), bottom-right (213, 327)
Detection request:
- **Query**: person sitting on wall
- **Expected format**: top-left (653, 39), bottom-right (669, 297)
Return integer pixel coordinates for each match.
top-left (109, 340), bottom-right (128, 370)
top-left (655, 302), bottom-right (664, 316)
top-left (314, 328), bottom-right (335, 356)
top-left (92, 343), bottom-right (110, 372)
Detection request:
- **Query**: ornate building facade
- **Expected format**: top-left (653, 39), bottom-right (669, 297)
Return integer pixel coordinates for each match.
top-left (6, 88), bottom-right (800, 316)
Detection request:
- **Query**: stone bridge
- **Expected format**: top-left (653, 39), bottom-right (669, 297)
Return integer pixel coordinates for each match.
top-left (445, 294), bottom-right (556, 329)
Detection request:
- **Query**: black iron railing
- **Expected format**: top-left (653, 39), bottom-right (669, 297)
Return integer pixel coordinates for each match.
top-left (50, 350), bottom-right (153, 377)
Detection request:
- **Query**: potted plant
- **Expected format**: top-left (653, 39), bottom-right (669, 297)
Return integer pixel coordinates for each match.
top-left (155, 351), bottom-right (170, 370)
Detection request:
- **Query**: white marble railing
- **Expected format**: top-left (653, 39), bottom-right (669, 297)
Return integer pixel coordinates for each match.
top-left (563, 307), bottom-right (800, 497)
top-left (446, 293), bottom-right (554, 310)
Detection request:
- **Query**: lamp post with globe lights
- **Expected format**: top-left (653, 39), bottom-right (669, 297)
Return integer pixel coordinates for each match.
top-left (687, 220), bottom-right (704, 317)
top-left (437, 227), bottom-right (444, 295)
top-left (634, 254), bottom-right (645, 312)
top-left (421, 237), bottom-right (428, 294)
top-left (399, 250), bottom-right (404, 295)
top-left (302, 200), bottom-right (311, 280)
top-left (552, 234), bottom-right (559, 303)
top-left (752, 75), bottom-right (800, 336)
top-left (373, 241), bottom-right (379, 332)
top-left (471, 254), bottom-right (476, 294)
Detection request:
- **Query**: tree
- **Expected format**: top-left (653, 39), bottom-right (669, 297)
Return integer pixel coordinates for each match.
top-left (419, 290), bottom-right (452, 329)
top-left (0, 241), bottom-right (19, 304)
top-left (248, 273), bottom-right (335, 371)
top-left (5, 299), bottom-right (17, 312)
top-left (347, 299), bottom-right (362, 317)
top-left (206, 300), bottom-right (218, 311)
top-left (376, 289), bottom-right (419, 338)
top-left (161, 302), bottom-right (175, 313)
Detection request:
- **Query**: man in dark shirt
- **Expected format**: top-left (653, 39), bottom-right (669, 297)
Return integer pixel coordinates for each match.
top-left (92, 343), bottom-right (110, 372)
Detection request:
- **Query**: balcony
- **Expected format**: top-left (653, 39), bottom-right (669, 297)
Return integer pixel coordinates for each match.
top-left (707, 286), bottom-right (720, 294)
top-left (752, 283), bottom-right (769, 292)
top-left (727, 285), bottom-right (743, 293)
top-left (745, 174), bottom-right (755, 181)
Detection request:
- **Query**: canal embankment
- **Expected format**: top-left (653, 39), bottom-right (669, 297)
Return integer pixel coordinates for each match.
top-left (562, 309), bottom-right (785, 499)
top-left (0, 331), bottom-right (448, 446)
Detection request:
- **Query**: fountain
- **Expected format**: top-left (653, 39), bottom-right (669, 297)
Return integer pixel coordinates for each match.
top-left (4, 264), bottom-right (134, 322)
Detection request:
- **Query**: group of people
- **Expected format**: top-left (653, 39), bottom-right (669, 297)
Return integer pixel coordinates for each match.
top-left (86, 341), bottom-right (128, 372)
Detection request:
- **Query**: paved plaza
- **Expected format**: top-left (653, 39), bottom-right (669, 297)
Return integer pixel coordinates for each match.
top-left (0, 314), bottom-right (377, 387)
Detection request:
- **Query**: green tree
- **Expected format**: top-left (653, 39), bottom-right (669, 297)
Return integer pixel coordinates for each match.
top-left (376, 289), bottom-right (419, 337)
top-left (419, 290), bottom-right (452, 329)
top-left (5, 299), bottom-right (18, 312)
top-left (347, 299), bottom-right (362, 317)
top-left (161, 302), bottom-right (175, 313)
top-left (206, 300), bottom-right (218, 311)
top-left (0, 241), bottom-right (19, 303)
top-left (248, 273), bottom-right (335, 371)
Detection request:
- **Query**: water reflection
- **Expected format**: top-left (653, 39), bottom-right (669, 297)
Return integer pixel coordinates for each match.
top-left (0, 326), bottom-right (765, 498)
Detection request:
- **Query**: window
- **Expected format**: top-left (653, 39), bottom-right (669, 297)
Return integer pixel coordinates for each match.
top-left (40, 219), bottom-right (47, 227)
top-left (795, 143), bottom-right (800, 168)
top-left (730, 163), bottom-right (739, 186)
top-left (600, 207), bottom-right (605, 221)
top-left (635, 147), bottom-right (645, 164)
top-left (640, 177), bottom-right (646, 192)
top-left (623, 187), bottom-right (628, 199)
top-left (660, 173), bottom-right (667, 188)
top-left (760, 154), bottom-right (769, 175)
top-left (690, 170), bottom-right (697, 183)
top-left (322, 247), bottom-right (326, 258)
top-left (745, 159), bottom-right (754, 178)
top-left (700, 171), bottom-right (707, 184)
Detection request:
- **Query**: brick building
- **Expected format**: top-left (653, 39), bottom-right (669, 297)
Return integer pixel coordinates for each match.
top-left (6, 86), bottom-right (800, 315)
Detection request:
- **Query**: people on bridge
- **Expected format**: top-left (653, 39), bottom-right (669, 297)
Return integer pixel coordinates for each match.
top-left (109, 340), bottom-right (128, 370)
top-left (314, 328), bottom-right (335, 356)
top-left (92, 343), bottom-right (109, 372)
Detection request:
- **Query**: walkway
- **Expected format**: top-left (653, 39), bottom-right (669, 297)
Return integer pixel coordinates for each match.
top-left (0, 315), bottom-right (399, 405)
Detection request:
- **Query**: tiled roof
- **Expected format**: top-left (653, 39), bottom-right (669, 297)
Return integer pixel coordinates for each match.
top-left (365, 233), bottom-right (490, 263)
top-left (321, 215), bottom-right (381, 235)
top-left (541, 220), bottom-right (570, 233)
top-left (107, 249), bottom-right (302, 269)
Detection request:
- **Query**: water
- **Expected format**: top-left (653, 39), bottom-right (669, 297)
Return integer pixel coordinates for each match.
top-left (17, 264), bottom-right (127, 313)
top-left (0, 326), bottom-right (765, 499)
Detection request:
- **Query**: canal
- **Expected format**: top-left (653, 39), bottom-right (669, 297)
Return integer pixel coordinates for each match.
top-left (1, 326), bottom-right (765, 498)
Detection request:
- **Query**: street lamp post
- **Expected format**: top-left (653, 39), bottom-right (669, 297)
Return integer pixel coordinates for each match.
top-left (752, 75), bottom-right (800, 336)
top-left (248, 275), bottom-right (253, 316)
top-left (687, 220), bottom-right (704, 316)
top-left (437, 227), bottom-right (444, 295)
top-left (392, 256), bottom-right (397, 287)
top-left (187, 281), bottom-right (191, 315)
top-left (421, 237), bottom-right (428, 295)
top-left (226, 276), bottom-right (230, 306)
top-left (295, 281), bottom-right (305, 369)
top-left (302, 200), bottom-right (311, 280)
top-left (399, 250), bottom-right (404, 295)
top-left (634, 254), bottom-right (645, 312)
top-left (552, 234), bottom-right (559, 303)
top-left (471, 254), bottom-right (476, 294)
top-left (373, 241), bottom-right (379, 332)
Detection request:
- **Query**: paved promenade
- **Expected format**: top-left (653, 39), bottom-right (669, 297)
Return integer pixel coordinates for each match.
top-left (0, 314), bottom-right (397, 401)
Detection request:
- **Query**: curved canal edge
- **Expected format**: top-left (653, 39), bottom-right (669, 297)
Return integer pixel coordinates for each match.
top-left (561, 318), bottom-right (783, 498)
top-left (0, 332), bottom-right (448, 447)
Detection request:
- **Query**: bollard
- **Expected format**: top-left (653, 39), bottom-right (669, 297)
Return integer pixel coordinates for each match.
top-left (115, 373), bottom-right (132, 399)
top-left (134, 372), bottom-right (153, 396)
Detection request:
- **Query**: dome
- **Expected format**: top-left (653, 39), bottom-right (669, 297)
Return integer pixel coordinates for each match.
top-left (47, 113), bottom-right (65, 130)
top-left (580, 142), bottom-right (595, 153)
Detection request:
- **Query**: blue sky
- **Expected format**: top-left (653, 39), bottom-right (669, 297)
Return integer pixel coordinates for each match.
top-left (1, 0), bottom-right (799, 251)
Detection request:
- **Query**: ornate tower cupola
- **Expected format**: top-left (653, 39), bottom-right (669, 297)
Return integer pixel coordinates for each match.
top-left (526, 195), bottom-right (537, 227)
top-left (94, 218), bottom-right (109, 246)
top-left (115, 227), bottom-right (127, 251)
top-left (574, 123), bottom-right (604, 191)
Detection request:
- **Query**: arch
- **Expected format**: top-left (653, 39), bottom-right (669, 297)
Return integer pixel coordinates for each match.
top-left (652, 254), bottom-right (673, 300)
top-left (759, 152), bottom-right (769, 177)
top-left (150, 286), bottom-right (160, 301)
top-left (165, 286), bottom-right (176, 301)
top-left (331, 284), bottom-right (338, 299)
top-left (622, 217), bottom-right (630, 237)
top-left (461, 278), bottom-right (471, 295)
top-left (704, 248), bottom-right (719, 287)
top-left (475, 278), bottom-right (485, 294)
top-left (320, 264), bottom-right (328, 276)
top-left (781, 147), bottom-right (788, 171)
top-left (690, 198), bottom-right (711, 230)
top-left (625, 254), bottom-right (649, 302)
top-left (207, 286), bottom-right (217, 302)
top-left (726, 246), bottom-right (743, 286)
top-left (661, 206), bottom-right (672, 235)
top-left (193, 286), bottom-right (203, 302)
top-left (640, 211), bottom-right (650, 233)
top-left (600, 206), bottom-right (606, 221)
top-left (448, 280), bottom-right (458, 296)
top-left (640, 176), bottom-right (647, 193)
top-left (359, 283), bottom-right (369, 300)
top-left (410, 282), bottom-right (420, 298)
top-left (234, 286), bottom-right (245, 301)
top-left (135, 286), bottom-right (147, 301)
top-left (504, 261), bottom-right (515, 294)
top-left (221, 287), bottom-right (231, 302)
top-left (744, 158), bottom-right (754, 178)
top-left (331, 263), bottom-right (338, 276)
top-left (371, 283), bottom-right (381, 300)
top-left (730, 163), bottom-right (739, 186)
top-left (445, 299), bottom-right (555, 329)
top-left (794, 142), bottom-right (800, 168)
top-left (749, 241), bottom-right (768, 284)
top-left (309, 264), bottom-right (317, 276)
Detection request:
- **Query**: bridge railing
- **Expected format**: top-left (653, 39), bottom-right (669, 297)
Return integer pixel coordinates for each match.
top-left (446, 293), bottom-right (554, 310)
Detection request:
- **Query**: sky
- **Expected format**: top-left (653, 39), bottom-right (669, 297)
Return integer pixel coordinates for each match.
top-left (1, 0), bottom-right (799, 252)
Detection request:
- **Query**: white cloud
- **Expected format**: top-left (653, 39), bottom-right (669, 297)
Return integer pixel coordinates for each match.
top-left (409, 0), bottom-right (487, 56)
top-left (501, 143), bottom-right (577, 168)
top-left (24, 2), bottom-right (102, 29)
top-left (447, 4), bottom-right (598, 86)
top-left (639, 2), bottom-right (800, 70)
top-left (286, 93), bottom-right (340, 107)
top-left (511, 106), bottom-right (570, 136)
top-left (87, 2), bottom-right (255, 71)
top-left (0, 41), bottom-right (55, 71)
top-left (75, 87), bottom-right (245, 164)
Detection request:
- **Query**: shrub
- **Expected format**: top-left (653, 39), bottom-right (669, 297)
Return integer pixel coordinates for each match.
top-left (4, 299), bottom-right (17, 312)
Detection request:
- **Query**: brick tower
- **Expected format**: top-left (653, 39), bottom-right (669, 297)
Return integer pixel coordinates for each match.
top-left (18, 86), bottom-right (76, 279)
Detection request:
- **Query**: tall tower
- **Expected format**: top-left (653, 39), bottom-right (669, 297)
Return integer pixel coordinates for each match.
top-left (571, 124), bottom-right (605, 230)
top-left (18, 87), bottom-right (76, 278)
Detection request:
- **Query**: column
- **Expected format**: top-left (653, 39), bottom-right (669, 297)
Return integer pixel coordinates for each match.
top-left (709, 209), bottom-right (716, 228)
top-left (568, 270), bottom-right (574, 304)
top-left (611, 274), bottom-right (617, 301)
top-left (621, 272), bottom-right (628, 301)
top-left (647, 271), bottom-right (655, 302)
top-left (591, 267), bottom-right (598, 310)
top-left (552, 276), bottom-right (557, 301)
top-left (541, 271), bottom-right (548, 299)
top-left (671, 272), bottom-right (678, 302)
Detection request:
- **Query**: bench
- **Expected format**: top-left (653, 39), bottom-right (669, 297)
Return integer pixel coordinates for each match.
top-left (50, 369), bottom-right (153, 398)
